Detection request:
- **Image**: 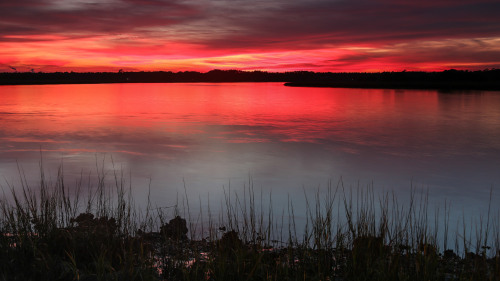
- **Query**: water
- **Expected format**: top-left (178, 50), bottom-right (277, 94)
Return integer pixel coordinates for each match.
top-left (1, 82), bottom-right (500, 225)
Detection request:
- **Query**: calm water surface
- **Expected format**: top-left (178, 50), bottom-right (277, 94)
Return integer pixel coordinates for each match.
top-left (1, 83), bottom-right (500, 220)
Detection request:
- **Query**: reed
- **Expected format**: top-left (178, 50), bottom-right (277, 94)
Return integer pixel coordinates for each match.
top-left (0, 164), bottom-right (498, 280)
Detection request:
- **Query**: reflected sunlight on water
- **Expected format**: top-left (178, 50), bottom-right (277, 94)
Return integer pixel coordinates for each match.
top-left (1, 83), bottom-right (500, 225)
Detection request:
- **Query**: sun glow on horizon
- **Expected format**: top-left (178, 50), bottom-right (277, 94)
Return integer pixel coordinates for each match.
top-left (1, 0), bottom-right (499, 72)
top-left (3, 35), bottom-right (499, 73)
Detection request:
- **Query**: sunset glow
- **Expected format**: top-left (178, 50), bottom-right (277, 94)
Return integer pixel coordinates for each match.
top-left (1, 0), bottom-right (499, 72)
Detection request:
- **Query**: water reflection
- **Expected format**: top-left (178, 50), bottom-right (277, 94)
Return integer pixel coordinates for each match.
top-left (1, 83), bottom-right (499, 219)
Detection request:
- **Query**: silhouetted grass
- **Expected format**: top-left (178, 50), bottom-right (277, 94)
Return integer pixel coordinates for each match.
top-left (0, 164), bottom-right (498, 280)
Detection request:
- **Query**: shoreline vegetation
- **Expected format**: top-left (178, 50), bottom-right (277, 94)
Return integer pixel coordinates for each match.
top-left (0, 166), bottom-right (499, 280)
top-left (1, 69), bottom-right (500, 90)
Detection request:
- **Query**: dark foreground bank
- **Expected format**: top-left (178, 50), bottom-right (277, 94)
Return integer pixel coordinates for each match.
top-left (0, 167), bottom-right (499, 281)
top-left (1, 69), bottom-right (500, 90)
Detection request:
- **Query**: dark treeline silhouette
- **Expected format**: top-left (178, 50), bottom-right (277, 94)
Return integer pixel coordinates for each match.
top-left (1, 69), bottom-right (499, 90)
top-left (284, 69), bottom-right (500, 90)
top-left (0, 69), bottom-right (287, 85)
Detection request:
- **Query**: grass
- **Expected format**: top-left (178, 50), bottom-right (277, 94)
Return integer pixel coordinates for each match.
top-left (0, 163), bottom-right (499, 280)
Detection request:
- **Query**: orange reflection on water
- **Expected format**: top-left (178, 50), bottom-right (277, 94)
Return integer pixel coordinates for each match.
top-left (2, 83), bottom-right (500, 222)
top-left (0, 83), bottom-right (442, 147)
top-left (2, 83), bottom-right (500, 156)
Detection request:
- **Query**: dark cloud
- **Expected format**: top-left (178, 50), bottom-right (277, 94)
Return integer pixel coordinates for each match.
top-left (0, 0), bottom-right (202, 38)
top-left (3, 0), bottom-right (499, 46)
top-left (197, 0), bottom-right (500, 50)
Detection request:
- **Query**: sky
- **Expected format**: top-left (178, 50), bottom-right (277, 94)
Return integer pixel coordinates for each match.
top-left (1, 0), bottom-right (500, 73)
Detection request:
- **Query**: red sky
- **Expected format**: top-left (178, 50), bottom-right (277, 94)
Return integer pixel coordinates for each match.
top-left (1, 0), bottom-right (499, 73)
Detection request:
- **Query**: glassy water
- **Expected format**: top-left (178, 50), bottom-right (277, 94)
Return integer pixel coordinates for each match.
top-left (1, 83), bottom-right (500, 223)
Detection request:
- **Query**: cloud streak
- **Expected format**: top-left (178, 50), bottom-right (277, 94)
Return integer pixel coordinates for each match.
top-left (1, 0), bottom-right (499, 71)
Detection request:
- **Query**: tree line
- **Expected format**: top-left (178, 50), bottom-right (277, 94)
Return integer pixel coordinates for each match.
top-left (1, 69), bottom-right (499, 90)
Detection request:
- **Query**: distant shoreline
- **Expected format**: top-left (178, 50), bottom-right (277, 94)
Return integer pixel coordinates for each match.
top-left (1, 69), bottom-right (499, 91)
top-left (283, 81), bottom-right (500, 91)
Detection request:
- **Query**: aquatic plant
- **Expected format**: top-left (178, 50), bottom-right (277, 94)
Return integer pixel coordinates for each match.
top-left (0, 164), bottom-right (498, 280)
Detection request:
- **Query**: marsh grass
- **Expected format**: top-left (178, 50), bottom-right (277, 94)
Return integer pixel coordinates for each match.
top-left (0, 163), bottom-right (499, 280)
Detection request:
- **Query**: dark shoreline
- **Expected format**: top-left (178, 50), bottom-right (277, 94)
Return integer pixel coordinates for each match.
top-left (283, 81), bottom-right (500, 91)
top-left (2, 176), bottom-right (499, 280)
top-left (1, 69), bottom-right (499, 91)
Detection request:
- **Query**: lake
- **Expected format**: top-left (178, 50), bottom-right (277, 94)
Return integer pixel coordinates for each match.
top-left (1, 82), bottom-right (500, 228)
